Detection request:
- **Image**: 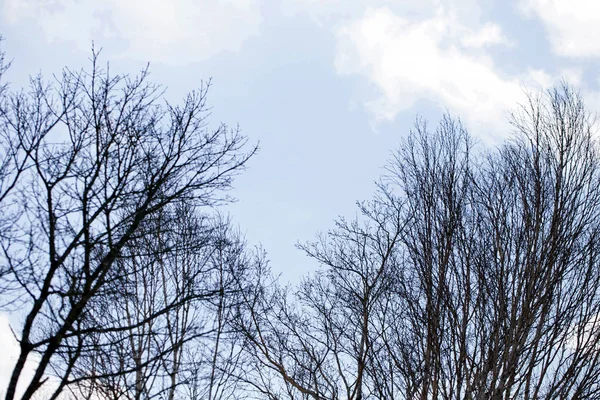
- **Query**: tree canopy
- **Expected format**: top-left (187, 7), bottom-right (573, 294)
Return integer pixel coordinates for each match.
top-left (2, 46), bottom-right (600, 400)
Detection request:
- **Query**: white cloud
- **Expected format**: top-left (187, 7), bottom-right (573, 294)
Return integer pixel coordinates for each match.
top-left (520, 0), bottom-right (600, 58)
top-left (460, 23), bottom-right (512, 48)
top-left (1, 0), bottom-right (262, 65)
top-left (334, 6), bottom-right (551, 137)
top-left (281, 0), bottom-right (433, 20)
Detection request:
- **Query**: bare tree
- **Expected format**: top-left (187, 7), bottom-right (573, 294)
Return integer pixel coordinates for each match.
top-left (237, 85), bottom-right (600, 399)
top-left (0, 49), bottom-right (256, 400)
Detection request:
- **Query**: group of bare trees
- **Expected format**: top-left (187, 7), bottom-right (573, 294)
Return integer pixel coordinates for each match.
top-left (2, 44), bottom-right (600, 400)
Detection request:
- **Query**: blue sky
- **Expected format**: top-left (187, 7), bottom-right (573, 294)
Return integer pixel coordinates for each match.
top-left (1, 0), bottom-right (600, 392)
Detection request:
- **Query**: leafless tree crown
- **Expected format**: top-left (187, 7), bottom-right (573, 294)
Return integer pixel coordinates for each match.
top-left (0, 46), bottom-right (257, 400)
top-left (236, 85), bottom-right (600, 400)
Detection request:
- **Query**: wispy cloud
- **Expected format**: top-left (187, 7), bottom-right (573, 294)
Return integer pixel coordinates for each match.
top-left (2, 0), bottom-right (262, 65)
top-left (333, 6), bottom-right (559, 136)
top-left (520, 0), bottom-right (600, 58)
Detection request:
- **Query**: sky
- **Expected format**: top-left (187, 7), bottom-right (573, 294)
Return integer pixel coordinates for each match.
top-left (2, 0), bottom-right (600, 396)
